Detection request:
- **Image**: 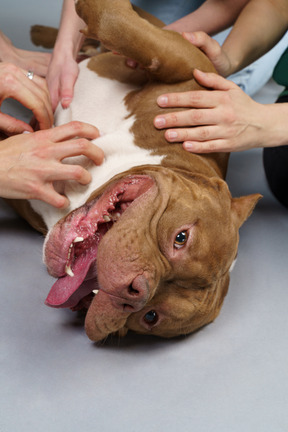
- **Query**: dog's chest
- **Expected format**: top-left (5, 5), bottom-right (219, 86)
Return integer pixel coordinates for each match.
top-left (31, 58), bottom-right (162, 229)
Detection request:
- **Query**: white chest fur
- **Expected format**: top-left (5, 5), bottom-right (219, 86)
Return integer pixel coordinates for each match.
top-left (31, 58), bottom-right (163, 230)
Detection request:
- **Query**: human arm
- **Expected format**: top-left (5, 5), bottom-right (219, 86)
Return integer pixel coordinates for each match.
top-left (0, 62), bottom-right (53, 135)
top-left (154, 69), bottom-right (288, 152)
top-left (155, 0), bottom-right (288, 152)
top-left (217, 0), bottom-right (288, 76)
top-left (0, 30), bottom-right (51, 77)
top-left (46, 0), bottom-right (86, 110)
top-left (0, 121), bottom-right (104, 207)
top-left (178, 0), bottom-right (288, 77)
top-left (166, 0), bottom-right (249, 35)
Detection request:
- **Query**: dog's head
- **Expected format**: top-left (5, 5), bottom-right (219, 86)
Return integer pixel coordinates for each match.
top-left (44, 169), bottom-right (260, 341)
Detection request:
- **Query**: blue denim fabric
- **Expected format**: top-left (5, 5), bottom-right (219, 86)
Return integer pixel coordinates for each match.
top-left (132, 0), bottom-right (204, 23)
top-left (131, 0), bottom-right (288, 96)
top-left (213, 28), bottom-right (288, 96)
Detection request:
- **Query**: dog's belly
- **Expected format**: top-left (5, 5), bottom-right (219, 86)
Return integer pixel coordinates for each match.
top-left (31, 58), bottom-right (163, 229)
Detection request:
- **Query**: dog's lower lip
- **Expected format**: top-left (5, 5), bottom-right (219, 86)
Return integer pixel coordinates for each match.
top-left (63, 209), bottom-right (123, 278)
top-left (44, 175), bottom-right (155, 308)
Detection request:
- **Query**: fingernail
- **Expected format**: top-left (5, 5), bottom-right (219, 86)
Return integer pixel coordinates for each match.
top-left (157, 96), bottom-right (168, 107)
top-left (194, 68), bottom-right (205, 77)
top-left (183, 142), bottom-right (194, 151)
top-left (166, 130), bottom-right (178, 141)
top-left (61, 97), bottom-right (72, 109)
top-left (154, 116), bottom-right (166, 128)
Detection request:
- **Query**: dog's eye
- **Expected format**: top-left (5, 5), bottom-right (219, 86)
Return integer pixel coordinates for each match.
top-left (174, 230), bottom-right (188, 249)
top-left (144, 310), bottom-right (158, 325)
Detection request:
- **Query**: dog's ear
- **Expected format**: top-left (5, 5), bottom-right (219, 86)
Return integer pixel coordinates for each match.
top-left (231, 194), bottom-right (262, 228)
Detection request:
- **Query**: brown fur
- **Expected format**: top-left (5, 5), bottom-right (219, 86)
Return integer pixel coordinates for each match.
top-left (8, 0), bottom-right (261, 342)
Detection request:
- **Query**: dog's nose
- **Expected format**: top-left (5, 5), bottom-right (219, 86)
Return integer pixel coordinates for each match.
top-left (116, 275), bottom-right (149, 312)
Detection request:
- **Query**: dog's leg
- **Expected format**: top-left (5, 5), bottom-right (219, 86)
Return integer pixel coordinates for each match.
top-left (75, 0), bottom-right (215, 83)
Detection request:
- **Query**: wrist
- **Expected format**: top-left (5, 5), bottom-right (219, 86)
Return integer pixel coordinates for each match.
top-left (0, 33), bottom-right (13, 62)
top-left (255, 103), bottom-right (288, 148)
top-left (220, 46), bottom-right (241, 77)
top-left (53, 33), bottom-right (84, 60)
top-left (265, 103), bottom-right (288, 148)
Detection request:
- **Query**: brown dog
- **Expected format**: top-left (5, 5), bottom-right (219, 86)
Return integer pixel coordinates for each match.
top-left (9, 0), bottom-right (261, 342)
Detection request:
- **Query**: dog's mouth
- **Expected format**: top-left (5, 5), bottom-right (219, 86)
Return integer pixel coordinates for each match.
top-left (44, 175), bottom-right (154, 309)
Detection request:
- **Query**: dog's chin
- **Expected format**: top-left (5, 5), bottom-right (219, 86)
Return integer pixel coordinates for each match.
top-left (43, 175), bottom-right (155, 310)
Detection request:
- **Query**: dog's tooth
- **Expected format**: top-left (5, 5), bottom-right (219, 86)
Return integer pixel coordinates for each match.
top-left (73, 236), bottom-right (84, 243)
top-left (103, 214), bottom-right (111, 222)
top-left (92, 289), bottom-right (99, 295)
top-left (65, 264), bottom-right (74, 277)
top-left (115, 212), bottom-right (121, 219)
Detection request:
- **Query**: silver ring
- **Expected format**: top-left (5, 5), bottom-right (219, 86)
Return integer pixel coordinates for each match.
top-left (26, 70), bottom-right (34, 80)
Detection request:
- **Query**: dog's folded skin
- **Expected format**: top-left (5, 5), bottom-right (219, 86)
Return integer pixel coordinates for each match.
top-left (9, 0), bottom-right (261, 342)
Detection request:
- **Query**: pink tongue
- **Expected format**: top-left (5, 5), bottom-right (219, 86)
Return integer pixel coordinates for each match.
top-left (45, 251), bottom-right (96, 309)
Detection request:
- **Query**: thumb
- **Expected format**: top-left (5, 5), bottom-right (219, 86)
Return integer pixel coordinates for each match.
top-left (60, 69), bottom-right (79, 109)
top-left (193, 69), bottom-right (235, 91)
top-left (183, 31), bottom-right (221, 60)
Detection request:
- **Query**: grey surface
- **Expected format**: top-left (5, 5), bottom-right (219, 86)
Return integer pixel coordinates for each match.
top-left (1, 2), bottom-right (288, 431)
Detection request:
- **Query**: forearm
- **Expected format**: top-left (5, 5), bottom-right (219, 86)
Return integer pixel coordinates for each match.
top-left (222, 0), bottom-right (288, 74)
top-left (0, 30), bottom-right (10, 61)
top-left (54, 0), bottom-right (86, 58)
top-left (166, 0), bottom-right (249, 35)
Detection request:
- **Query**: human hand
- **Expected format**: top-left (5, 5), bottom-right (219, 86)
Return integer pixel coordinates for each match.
top-left (46, 50), bottom-right (79, 111)
top-left (0, 31), bottom-right (51, 77)
top-left (0, 62), bottom-right (53, 135)
top-left (182, 31), bottom-right (232, 77)
top-left (154, 69), bottom-right (266, 153)
top-left (0, 121), bottom-right (104, 207)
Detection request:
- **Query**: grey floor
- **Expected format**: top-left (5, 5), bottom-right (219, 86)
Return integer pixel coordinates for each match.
top-left (1, 2), bottom-right (288, 431)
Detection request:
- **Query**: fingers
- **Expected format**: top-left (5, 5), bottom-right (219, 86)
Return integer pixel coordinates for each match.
top-left (35, 185), bottom-right (70, 209)
top-left (182, 32), bottom-right (231, 77)
top-left (46, 59), bottom-right (79, 110)
top-left (154, 74), bottom-right (236, 131)
top-left (23, 73), bottom-right (54, 129)
top-left (35, 121), bottom-right (104, 166)
top-left (0, 112), bottom-right (33, 135)
top-left (21, 52), bottom-right (52, 77)
top-left (156, 87), bottom-right (216, 111)
top-left (59, 73), bottom-right (76, 109)
top-left (183, 32), bottom-right (221, 63)
top-left (193, 69), bottom-right (234, 91)
top-left (155, 107), bottom-right (220, 131)
top-left (48, 121), bottom-right (101, 143)
top-left (183, 139), bottom-right (231, 154)
top-left (153, 73), bottom-right (244, 153)
top-left (50, 137), bottom-right (105, 166)
top-left (49, 162), bottom-right (93, 185)
top-left (161, 123), bottom-right (233, 149)
top-left (59, 63), bottom-right (79, 109)
top-left (156, 71), bottom-right (234, 112)
top-left (154, 91), bottom-right (226, 132)
top-left (163, 125), bottom-right (218, 144)
top-left (47, 76), bottom-right (60, 112)
top-left (0, 63), bottom-right (53, 130)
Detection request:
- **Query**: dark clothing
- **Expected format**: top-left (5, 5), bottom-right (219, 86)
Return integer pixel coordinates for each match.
top-left (263, 53), bottom-right (288, 208)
